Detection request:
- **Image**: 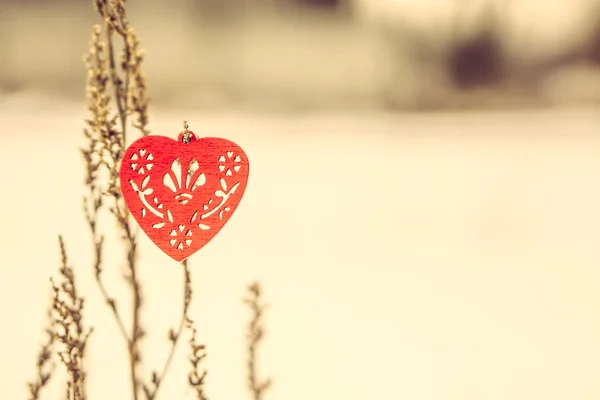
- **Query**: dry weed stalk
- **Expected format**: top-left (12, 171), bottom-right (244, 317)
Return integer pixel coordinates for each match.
top-left (26, 307), bottom-right (56, 400)
top-left (82, 1), bottom-right (149, 398)
top-left (245, 283), bottom-right (272, 400)
top-left (51, 236), bottom-right (93, 400)
top-left (142, 259), bottom-right (195, 400)
top-left (184, 268), bottom-right (209, 400)
top-left (186, 316), bottom-right (209, 400)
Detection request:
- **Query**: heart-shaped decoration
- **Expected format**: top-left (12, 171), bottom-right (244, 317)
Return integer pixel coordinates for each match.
top-left (119, 131), bottom-right (249, 262)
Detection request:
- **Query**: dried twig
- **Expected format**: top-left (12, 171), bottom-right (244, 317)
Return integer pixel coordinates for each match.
top-left (142, 260), bottom-right (194, 400)
top-left (186, 314), bottom-right (209, 400)
top-left (244, 282), bottom-right (271, 400)
top-left (82, 1), bottom-right (151, 399)
top-left (26, 306), bottom-right (56, 400)
top-left (93, 0), bottom-right (150, 141)
top-left (81, 71), bottom-right (130, 344)
top-left (51, 236), bottom-right (93, 400)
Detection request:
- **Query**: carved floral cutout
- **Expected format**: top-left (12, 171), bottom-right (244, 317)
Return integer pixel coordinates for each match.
top-left (120, 132), bottom-right (250, 261)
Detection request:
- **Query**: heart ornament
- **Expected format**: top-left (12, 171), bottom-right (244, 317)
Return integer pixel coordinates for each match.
top-left (119, 131), bottom-right (249, 262)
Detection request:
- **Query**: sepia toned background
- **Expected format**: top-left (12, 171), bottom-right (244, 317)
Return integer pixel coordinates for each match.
top-left (2, 0), bottom-right (600, 399)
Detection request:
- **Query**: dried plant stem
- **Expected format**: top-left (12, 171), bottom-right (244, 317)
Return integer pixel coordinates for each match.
top-left (186, 315), bottom-right (208, 400)
top-left (94, 265), bottom-right (130, 343)
top-left (105, 27), bottom-right (127, 137)
top-left (110, 201), bottom-right (143, 400)
top-left (128, 254), bottom-right (142, 400)
top-left (96, 0), bottom-right (128, 141)
top-left (51, 236), bottom-right (93, 400)
top-left (143, 260), bottom-right (193, 400)
top-left (245, 283), bottom-right (271, 400)
top-left (83, 1), bottom-right (151, 399)
top-left (83, 167), bottom-right (130, 344)
top-left (94, 0), bottom-right (150, 140)
top-left (187, 318), bottom-right (208, 400)
top-left (26, 308), bottom-right (56, 400)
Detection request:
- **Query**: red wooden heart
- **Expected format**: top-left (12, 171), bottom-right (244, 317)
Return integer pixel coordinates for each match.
top-left (119, 131), bottom-right (249, 262)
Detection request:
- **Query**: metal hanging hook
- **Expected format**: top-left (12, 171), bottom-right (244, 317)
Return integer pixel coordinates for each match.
top-left (182, 120), bottom-right (192, 144)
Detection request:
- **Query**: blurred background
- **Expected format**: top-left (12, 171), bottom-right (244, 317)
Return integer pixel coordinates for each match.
top-left (3, 1), bottom-right (600, 400)
top-left (3, 0), bottom-right (600, 110)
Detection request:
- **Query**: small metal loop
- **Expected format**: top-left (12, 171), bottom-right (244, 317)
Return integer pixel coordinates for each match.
top-left (182, 120), bottom-right (192, 144)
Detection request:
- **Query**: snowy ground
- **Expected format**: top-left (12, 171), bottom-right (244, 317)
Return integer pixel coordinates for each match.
top-left (2, 98), bottom-right (600, 400)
